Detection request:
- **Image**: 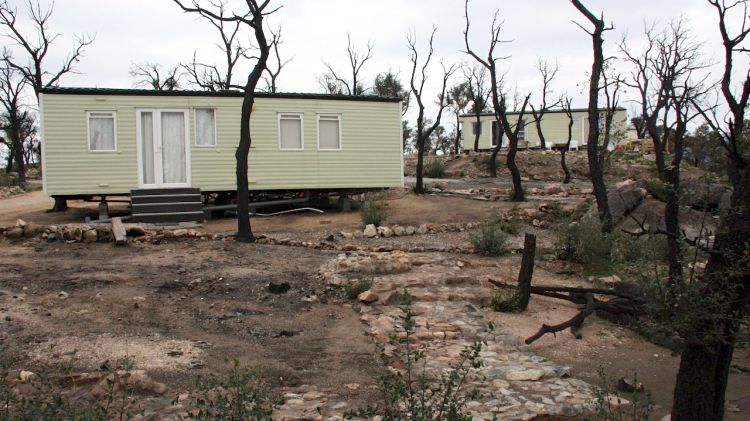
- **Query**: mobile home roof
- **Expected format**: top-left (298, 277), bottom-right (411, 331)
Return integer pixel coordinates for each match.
top-left (39, 87), bottom-right (403, 103)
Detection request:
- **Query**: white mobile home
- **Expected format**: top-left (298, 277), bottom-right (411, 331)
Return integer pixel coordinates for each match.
top-left (460, 108), bottom-right (628, 151)
top-left (39, 88), bottom-right (403, 222)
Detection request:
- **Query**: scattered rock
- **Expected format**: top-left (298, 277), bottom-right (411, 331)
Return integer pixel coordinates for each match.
top-left (58, 291), bottom-right (69, 300)
top-left (83, 229), bottom-right (98, 242)
top-left (617, 377), bottom-right (644, 393)
top-left (5, 226), bottom-right (24, 239)
top-left (19, 370), bottom-right (35, 382)
top-left (405, 226), bottom-right (416, 235)
top-left (506, 368), bottom-right (545, 381)
top-left (363, 224), bottom-right (377, 238)
top-left (416, 224), bottom-right (428, 235)
top-left (392, 225), bottom-right (406, 236)
top-left (358, 290), bottom-right (379, 303)
top-left (377, 226), bottom-right (393, 238)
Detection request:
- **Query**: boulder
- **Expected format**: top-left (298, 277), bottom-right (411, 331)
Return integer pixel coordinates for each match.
top-left (363, 224), bottom-right (377, 238)
top-left (358, 290), bottom-right (379, 303)
top-left (405, 226), bottom-right (416, 235)
top-left (416, 224), bottom-right (428, 235)
top-left (681, 178), bottom-right (729, 211)
top-left (392, 225), bottom-right (406, 236)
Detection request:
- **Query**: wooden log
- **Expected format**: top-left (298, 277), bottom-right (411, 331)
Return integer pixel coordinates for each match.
top-left (525, 293), bottom-right (596, 344)
top-left (517, 233), bottom-right (536, 311)
top-left (112, 217), bottom-right (127, 246)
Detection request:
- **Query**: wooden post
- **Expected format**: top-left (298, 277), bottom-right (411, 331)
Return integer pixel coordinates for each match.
top-left (112, 217), bottom-right (127, 246)
top-left (517, 233), bottom-right (536, 311)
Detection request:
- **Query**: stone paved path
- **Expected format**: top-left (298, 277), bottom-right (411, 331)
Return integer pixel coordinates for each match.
top-left (307, 251), bottom-right (604, 420)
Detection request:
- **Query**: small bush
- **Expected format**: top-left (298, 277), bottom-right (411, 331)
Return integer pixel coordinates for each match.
top-left (360, 193), bottom-right (390, 226)
top-left (555, 218), bottom-right (613, 266)
top-left (490, 289), bottom-right (521, 312)
top-left (645, 178), bottom-right (667, 202)
top-left (345, 277), bottom-right (373, 299)
top-left (186, 360), bottom-right (272, 420)
top-left (470, 223), bottom-right (508, 257)
top-left (489, 209), bottom-right (523, 235)
top-left (424, 158), bottom-right (447, 178)
top-left (348, 290), bottom-right (486, 420)
top-left (477, 154), bottom-right (500, 171)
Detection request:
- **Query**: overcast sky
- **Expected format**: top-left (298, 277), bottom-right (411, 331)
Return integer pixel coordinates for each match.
top-left (4, 0), bottom-right (745, 125)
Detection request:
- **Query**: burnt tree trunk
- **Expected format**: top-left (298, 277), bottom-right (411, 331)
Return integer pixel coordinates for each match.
top-left (517, 233), bottom-right (536, 311)
top-left (672, 167), bottom-right (750, 421)
top-left (415, 125), bottom-right (426, 193)
top-left (473, 113), bottom-right (481, 152)
top-left (507, 137), bottom-right (524, 200)
top-left (572, 0), bottom-right (613, 233)
top-left (235, 7), bottom-right (271, 243)
top-left (561, 149), bottom-right (571, 184)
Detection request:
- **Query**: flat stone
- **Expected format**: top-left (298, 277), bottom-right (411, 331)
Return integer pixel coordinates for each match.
top-left (506, 368), bottom-right (545, 381)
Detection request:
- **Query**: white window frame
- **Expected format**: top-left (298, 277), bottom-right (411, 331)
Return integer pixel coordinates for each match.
top-left (277, 112), bottom-right (304, 151)
top-left (86, 110), bottom-right (117, 152)
top-left (316, 113), bottom-right (342, 151)
top-left (194, 108), bottom-right (218, 147)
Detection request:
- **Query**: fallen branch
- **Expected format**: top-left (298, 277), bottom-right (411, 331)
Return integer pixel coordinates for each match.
top-left (525, 293), bottom-right (595, 344)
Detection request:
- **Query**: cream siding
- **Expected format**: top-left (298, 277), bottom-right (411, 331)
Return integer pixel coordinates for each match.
top-left (41, 93), bottom-right (402, 196)
top-left (460, 109), bottom-right (627, 150)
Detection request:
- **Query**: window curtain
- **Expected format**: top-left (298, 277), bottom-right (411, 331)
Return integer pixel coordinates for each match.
top-left (318, 118), bottom-right (340, 149)
top-left (89, 116), bottom-right (115, 150)
top-left (280, 116), bottom-right (302, 149)
top-left (141, 112), bottom-right (155, 184)
top-left (195, 109), bottom-right (216, 146)
top-left (161, 112), bottom-right (186, 184)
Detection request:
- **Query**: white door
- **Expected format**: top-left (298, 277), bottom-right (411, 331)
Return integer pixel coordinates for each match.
top-left (137, 109), bottom-right (191, 188)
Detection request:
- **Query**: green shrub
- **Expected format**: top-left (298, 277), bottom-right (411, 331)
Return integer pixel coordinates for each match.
top-left (186, 360), bottom-right (272, 420)
top-left (470, 223), bottom-right (508, 257)
top-left (477, 154), bottom-right (500, 172)
top-left (345, 277), bottom-right (373, 299)
top-left (645, 178), bottom-right (668, 202)
top-left (554, 218), bottom-right (613, 266)
top-left (490, 289), bottom-right (521, 312)
top-left (424, 158), bottom-right (447, 178)
top-left (360, 193), bottom-right (390, 226)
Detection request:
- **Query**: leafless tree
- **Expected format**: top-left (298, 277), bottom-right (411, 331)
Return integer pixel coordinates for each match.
top-left (446, 80), bottom-right (471, 155)
top-left (179, 0), bottom-right (256, 91)
top-left (321, 33), bottom-right (373, 96)
top-left (464, 65), bottom-right (490, 152)
top-left (570, 0), bottom-right (614, 232)
top-left (173, 0), bottom-right (277, 243)
top-left (0, 0), bottom-right (94, 99)
top-left (261, 24), bottom-right (293, 93)
top-left (0, 60), bottom-right (28, 182)
top-left (129, 62), bottom-right (181, 91)
top-left (620, 20), bottom-right (703, 179)
top-left (560, 96), bottom-right (574, 183)
top-left (463, 0), bottom-right (530, 200)
top-left (530, 59), bottom-right (561, 150)
top-left (407, 28), bottom-right (455, 194)
top-left (670, 1), bottom-right (750, 419)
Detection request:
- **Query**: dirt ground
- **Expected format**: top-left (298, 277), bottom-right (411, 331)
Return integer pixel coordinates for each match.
top-left (1, 155), bottom-right (749, 419)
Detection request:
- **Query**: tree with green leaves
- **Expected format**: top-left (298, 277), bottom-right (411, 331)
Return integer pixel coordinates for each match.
top-left (446, 81), bottom-right (471, 155)
top-left (373, 70), bottom-right (409, 115)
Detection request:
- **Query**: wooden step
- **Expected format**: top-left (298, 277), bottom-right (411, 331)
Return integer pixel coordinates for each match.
top-left (131, 211), bottom-right (206, 224)
top-left (131, 187), bottom-right (200, 196)
top-left (131, 202), bottom-right (203, 214)
top-left (131, 194), bottom-right (202, 205)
